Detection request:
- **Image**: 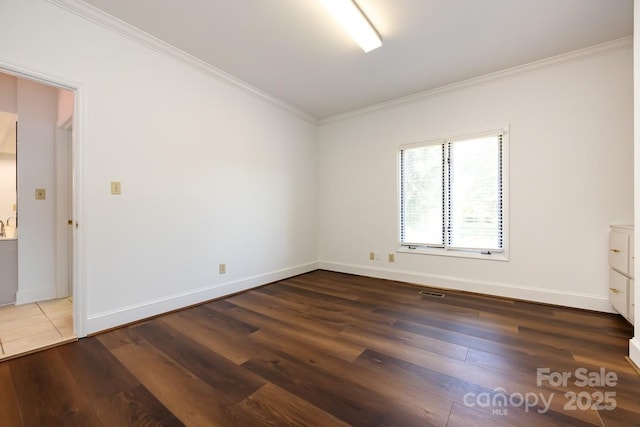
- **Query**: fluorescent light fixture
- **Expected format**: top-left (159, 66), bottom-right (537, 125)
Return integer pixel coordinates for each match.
top-left (319, 0), bottom-right (382, 53)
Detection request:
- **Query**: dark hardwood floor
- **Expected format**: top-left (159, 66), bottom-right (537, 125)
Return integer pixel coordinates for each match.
top-left (1, 270), bottom-right (639, 426)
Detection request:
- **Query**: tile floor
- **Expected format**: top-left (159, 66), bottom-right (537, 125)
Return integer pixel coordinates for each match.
top-left (0, 297), bottom-right (76, 360)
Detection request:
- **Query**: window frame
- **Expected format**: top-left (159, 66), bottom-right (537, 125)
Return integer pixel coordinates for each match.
top-left (397, 126), bottom-right (509, 261)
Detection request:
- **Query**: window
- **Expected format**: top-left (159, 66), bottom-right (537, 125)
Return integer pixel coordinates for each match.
top-left (399, 129), bottom-right (508, 259)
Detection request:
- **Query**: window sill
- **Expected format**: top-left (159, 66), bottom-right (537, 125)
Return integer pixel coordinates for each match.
top-left (397, 246), bottom-right (509, 262)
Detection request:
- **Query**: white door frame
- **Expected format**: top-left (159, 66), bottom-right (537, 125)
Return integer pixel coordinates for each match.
top-left (55, 119), bottom-right (72, 299)
top-left (0, 61), bottom-right (86, 338)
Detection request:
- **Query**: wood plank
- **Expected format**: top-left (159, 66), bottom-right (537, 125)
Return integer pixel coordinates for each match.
top-left (597, 405), bottom-right (640, 427)
top-left (484, 311), bottom-right (633, 350)
top-left (277, 276), bottom-right (364, 301)
top-left (9, 348), bottom-right (102, 425)
top-left (393, 317), bottom-right (574, 360)
top-left (339, 321), bottom-right (469, 361)
top-left (132, 319), bottom-right (265, 405)
top-left (446, 401), bottom-right (601, 427)
top-left (158, 308), bottom-right (259, 365)
top-left (56, 337), bottom-right (140, 401)
top-left (354, 349), bottom-right (600, 427)
top-left (254, 285), bottom-right (363, 322)
top-left (446, 402), bottom-right (518, 427)
top-left (109, 333), bottom-right (239, 426)
top-left (355, 348), bottom-right (490, 404)
top-left (373, 300), bottom-right (514, 334)
top-left (225, 291), bottom-right (347, 336)
top-left (181, 304), bottom-right (258, 335)
top-left (255, 283), bottom-right (397, 328)
top-left (93, 384), bottom-right (184, 427)
top-left (265, 281), bottom-right (379, 312)
top-left (231, 383), bottom-right (350, 427)
top-left (0, 362), bottom-right (24, 426)
top-left (96, 325), bottom-right (149, 351)
top-left (241, 348), bottom-right (449, 426)
top-left (207, 301), bottom-right (366, 362)
top-left (573, 352), bottom-right (638, 376)
top-left (248, 328), bottom-right (454, 424)
top-left (466, 346), bottom-right (640, 418)
top-left (241, 355), bottom-right (381, 426)
top-left (341, 325), bottom-right (601, 424)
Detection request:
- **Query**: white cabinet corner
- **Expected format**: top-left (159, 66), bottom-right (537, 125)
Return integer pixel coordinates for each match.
top-left (609, 225), bottom-right (634, 324)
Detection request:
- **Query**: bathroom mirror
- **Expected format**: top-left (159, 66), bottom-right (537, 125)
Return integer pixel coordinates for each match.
top-left (0, 111), bottom-right (17, 239)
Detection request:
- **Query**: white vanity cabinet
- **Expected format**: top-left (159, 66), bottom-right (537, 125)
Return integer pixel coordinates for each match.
top-left (609, 225), bottom-right (634, 324)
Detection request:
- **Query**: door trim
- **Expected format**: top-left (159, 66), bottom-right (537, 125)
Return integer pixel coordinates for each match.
top-left (0, 60), bottom-right (87, 338)
top-left (55, 121), bottom-right (72, 299)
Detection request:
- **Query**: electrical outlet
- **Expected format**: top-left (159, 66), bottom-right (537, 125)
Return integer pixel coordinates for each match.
top-left (111, 181), bottom-right (122, 195)
top-left (35, 188), bottom-right (46, 200)
top-left (219, 263), bottom-right (226, 274)
top-left (388, 253), bottom-right (395, 263)
top-left (369, 252), bottom-right (375, 261)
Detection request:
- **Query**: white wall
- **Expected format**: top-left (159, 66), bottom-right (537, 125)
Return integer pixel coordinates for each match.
top-left (0, 73), bottom-right (16, 114)
top-left (318, 48), bottom-right (633, 311)
top-left (57, 88), bottom-right (74, 126)
top-left (0, 0), bottom-right (318, 334)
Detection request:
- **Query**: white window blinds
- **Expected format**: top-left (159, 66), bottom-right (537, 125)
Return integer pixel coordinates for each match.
top-left (400, 131), bottom-right (504, 253)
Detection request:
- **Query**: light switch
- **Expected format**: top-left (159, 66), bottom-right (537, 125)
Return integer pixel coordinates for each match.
top-left (111, 181), bottom-right (122, 195)
top-left (35, 188), bottom-right (46, 200)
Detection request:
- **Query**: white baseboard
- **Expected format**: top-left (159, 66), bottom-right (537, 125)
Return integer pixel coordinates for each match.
top-left (15, 287), bottom-right (57, 305)
top-left (318, 261), bottom-right (613, 313)
top-left (630, 337), bottom-right (640, 367)
top-left (86, 262), bottom-right (319, 334)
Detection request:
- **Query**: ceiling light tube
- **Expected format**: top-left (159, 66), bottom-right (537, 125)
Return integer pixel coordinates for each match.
top-left (319, 0), bottom-right (382, 53)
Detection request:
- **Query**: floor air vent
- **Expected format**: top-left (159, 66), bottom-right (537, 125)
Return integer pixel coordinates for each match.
top-left (419, 290), bottom-right (445, 298)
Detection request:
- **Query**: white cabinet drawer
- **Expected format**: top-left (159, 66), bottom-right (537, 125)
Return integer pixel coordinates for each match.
top-left (609, 231), bottom-right (630, 274)
top-left (609, 226), bottom-right (634, 324)
top-left (609, 269), bottom-right (629, 319)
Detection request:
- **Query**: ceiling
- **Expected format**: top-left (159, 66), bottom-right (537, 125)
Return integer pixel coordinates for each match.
top-left (81, 0), bottom-right (633, 119)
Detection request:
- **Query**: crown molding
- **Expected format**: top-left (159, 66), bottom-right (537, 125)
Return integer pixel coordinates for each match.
top-left (319, 36), bottom-right (633, 125)
top-left (46, 0), bottom-right (317, 124)
top-left (44, 1), bottom-right (632, 126)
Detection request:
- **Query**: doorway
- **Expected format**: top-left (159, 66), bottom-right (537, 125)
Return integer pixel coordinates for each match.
top-left (0, 68), bottom-right (80, 359)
